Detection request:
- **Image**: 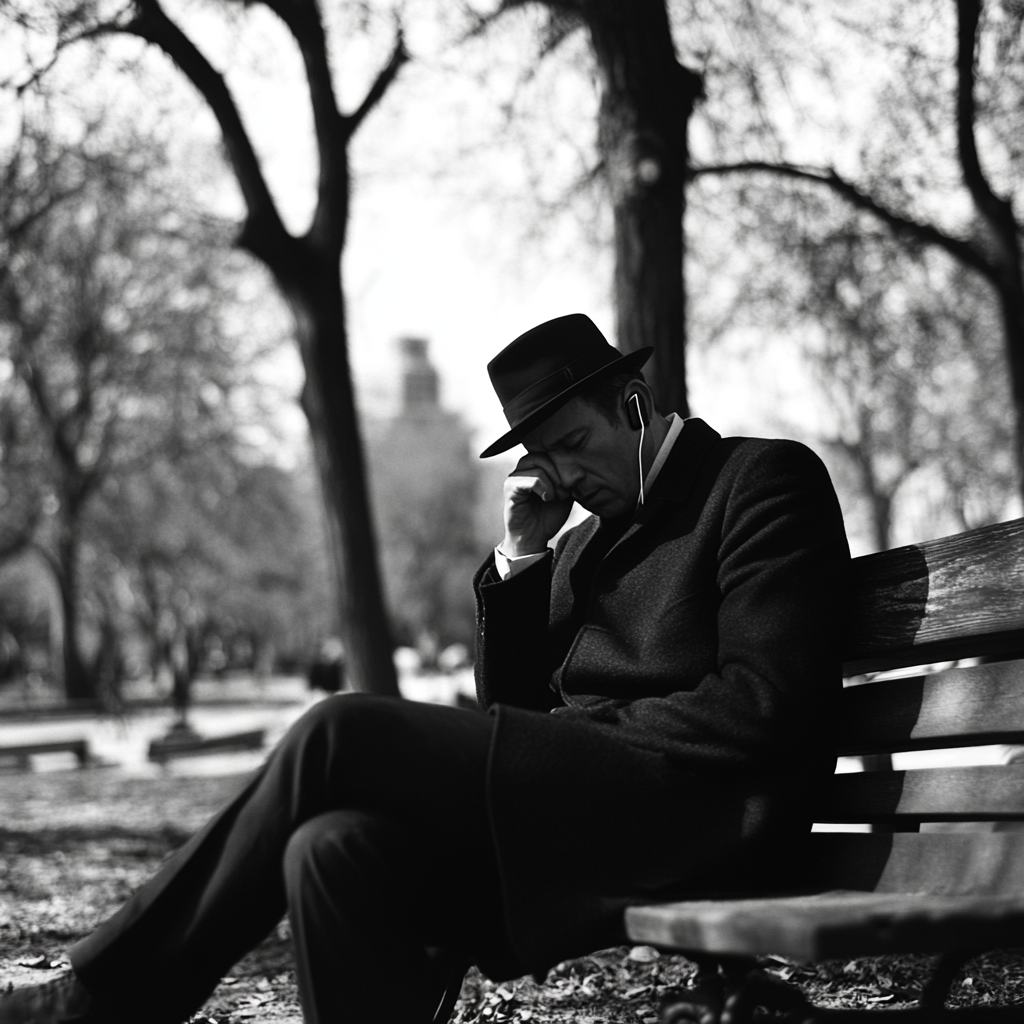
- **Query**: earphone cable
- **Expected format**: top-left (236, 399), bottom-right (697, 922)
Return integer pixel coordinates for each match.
top-left (633, 394), bottom-right (645, 506)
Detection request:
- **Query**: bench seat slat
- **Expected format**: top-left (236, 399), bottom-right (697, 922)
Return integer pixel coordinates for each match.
top-left (626, 834), bottom-right (1024, 960)
top-left (842, 518), bottom-right (1024, 675)
top-left (838, 660), bottom-right (1024, 754)
top-left (823, 765), bottom-right (1024, 822)
top-left (625, 891), bottom-right (1024, 961)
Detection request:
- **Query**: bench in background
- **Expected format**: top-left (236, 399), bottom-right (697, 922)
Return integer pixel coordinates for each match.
top-left (147, 728), bottom-right (266, 765)
top-left (0, 738), bottom-right (91, 771)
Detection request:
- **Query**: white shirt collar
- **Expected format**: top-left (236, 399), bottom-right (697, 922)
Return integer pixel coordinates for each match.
top-left (640, 412), bottom-right (684, 504)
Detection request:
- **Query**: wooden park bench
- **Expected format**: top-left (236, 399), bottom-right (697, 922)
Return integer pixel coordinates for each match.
top-left (622, 515), bottom-right (1024, 1022)
top-left (0, 738), bottom-right (91, 770)
top-left (147, 727), bottom-right (266, 765)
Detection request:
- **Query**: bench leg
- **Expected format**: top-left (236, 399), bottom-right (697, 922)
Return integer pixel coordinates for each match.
top-left (660, 955), bottom-right (814, 1024)
top-left (660, 964), bottom-right (724, 1024)
top-left (660, 948), bottom-right (1024, 1023)
top-left (918, 949), bottom-right (980, 1015)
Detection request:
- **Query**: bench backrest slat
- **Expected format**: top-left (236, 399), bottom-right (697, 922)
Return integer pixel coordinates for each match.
top-left (815, 832), bottom-right (1024, 895)
top-left (837, 659), bottom-right (1024, 754)
top-left (842, 517), bottom-right (1024, 676)
top-left (818, 518), bottom-right (1024, 893)
top-left (822, 765), bottom-right (1024, 823)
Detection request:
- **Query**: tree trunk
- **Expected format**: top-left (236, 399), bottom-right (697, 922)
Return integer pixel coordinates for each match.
top-left (868, 489), bottom-right (893, 555)
top-left (112, 0), bottom-right (406, 697)
top-left (56, 527), bottom-right (95, 701)
top-left (954, 0), bottom-right (1024, 502)
top-left (288, 260), bottom-right (400, 697)
top-left (996, 277), bottom-right (1024, 499)
top-left (581, 0), bottom-right (702, 416)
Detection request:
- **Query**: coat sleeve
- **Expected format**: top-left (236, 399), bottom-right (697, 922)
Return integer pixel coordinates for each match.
top-left (473, 550), bottom-right (562, 713)
top-left (594, 440), bottom-right (850, 773)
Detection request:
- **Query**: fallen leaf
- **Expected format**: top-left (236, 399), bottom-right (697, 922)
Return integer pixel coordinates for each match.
top-left (628, 946), bottom-right (660, 963)
top-left (15, 957), bottom-right (50, 969)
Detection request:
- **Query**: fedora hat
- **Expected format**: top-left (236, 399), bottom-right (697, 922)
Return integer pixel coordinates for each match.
top-left (479, 314), bottom-right (652, 458)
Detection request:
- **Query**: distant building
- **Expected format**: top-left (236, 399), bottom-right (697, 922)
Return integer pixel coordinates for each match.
top-left (364, 338), bottom-right (486, 659)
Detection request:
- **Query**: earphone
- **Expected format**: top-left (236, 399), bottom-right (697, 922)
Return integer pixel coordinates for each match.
top-left (625, 391), bottom-right (649, 431)
top-left (627, 393), bottom-right (647, 505)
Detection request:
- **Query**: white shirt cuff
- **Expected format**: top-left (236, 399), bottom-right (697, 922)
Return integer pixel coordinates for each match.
top-left (494, 546), bottom-right (547, 581)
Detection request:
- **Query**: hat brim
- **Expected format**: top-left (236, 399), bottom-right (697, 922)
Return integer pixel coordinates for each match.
top-left (479, 346), bottom-right (653, 458)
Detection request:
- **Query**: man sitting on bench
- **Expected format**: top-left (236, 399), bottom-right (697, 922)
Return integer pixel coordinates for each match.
top-left (0, 313), bottom-right (850, 1024)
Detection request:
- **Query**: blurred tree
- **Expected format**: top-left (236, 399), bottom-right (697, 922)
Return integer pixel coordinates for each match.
top-left (741, 185), bottom-right (1017, 551)
top-left (93, 452), bottom-right (332, 716)
top-left (800, 232), bottom-right (1013, 550)
top-left (0, 122), bottom-right (288, 700)
top-left (4, 0), bottom-right (408, 695)
top-left (473, 0), bottom-right (701, 415)
top-left (0, 123), bottom-right (95, 568)
top-left (691, 0), bottom-right (1024, 501)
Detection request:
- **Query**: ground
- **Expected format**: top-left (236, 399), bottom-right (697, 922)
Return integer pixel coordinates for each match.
top-left (2, 767), bottom-right (1024, 1023)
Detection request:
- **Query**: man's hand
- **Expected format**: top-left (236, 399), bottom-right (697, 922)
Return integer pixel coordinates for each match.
top-left (501, 454), bottom-right (574, 557)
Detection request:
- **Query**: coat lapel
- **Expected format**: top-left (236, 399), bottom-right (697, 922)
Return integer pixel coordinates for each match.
top-left (604, 416), bottom-right (722, 562)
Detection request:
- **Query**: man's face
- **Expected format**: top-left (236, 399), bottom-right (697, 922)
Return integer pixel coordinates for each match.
top-left (521, 394), bottom-right (639, 518)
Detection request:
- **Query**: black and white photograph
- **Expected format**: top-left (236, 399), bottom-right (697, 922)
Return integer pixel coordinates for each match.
top-left (1, 1), bottom-right (1024, 1021)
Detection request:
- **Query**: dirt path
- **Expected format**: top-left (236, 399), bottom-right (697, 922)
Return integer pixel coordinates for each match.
top-left (2, 768), bottom-right (1023, 1022)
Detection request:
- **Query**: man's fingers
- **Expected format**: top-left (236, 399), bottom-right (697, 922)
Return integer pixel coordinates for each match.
top-left (512, 452), bottom-right (565, 489)
top-left (507, 472), bottom-right (566, 504)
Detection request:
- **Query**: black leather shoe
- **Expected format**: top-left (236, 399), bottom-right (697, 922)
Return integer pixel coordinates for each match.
top-left (0, 972), bottom-right (94, 1024)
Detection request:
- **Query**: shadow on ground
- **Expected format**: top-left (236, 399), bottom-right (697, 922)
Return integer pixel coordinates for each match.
top-left (2, 769), bottom-right (1024, 1023)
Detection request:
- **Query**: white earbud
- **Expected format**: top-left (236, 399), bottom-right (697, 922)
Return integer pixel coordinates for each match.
top-left (633, 394), bottom-right (645, 506)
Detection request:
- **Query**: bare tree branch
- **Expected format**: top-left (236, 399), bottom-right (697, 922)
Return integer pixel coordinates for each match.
top-left (460, 0), bottom-right (583, 43)
top-left (104, 0), bottom-right (289, 255)
top-left (255, 0), bottom-right (347, 249)
top-left (689, 160), bottom-right (999, 284)
top-left (461, 0), bottom-right (529, 41)
top-left (13, 16), bottom-right (117, 94)
top-left (955, 0), bottom-right (1015, 248)
top-left (344, 29), bottom-right (410, 138)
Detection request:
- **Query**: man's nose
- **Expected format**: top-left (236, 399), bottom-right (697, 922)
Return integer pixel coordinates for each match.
top-left (552, 457), bottom-right (584, 490)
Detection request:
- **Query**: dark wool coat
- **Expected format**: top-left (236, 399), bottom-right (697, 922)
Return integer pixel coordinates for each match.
top-left (472, 417), bottom-right (851, 978)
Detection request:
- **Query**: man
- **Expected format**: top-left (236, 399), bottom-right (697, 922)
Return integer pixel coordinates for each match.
top-left (0, 313), bottom-right (849, 1024)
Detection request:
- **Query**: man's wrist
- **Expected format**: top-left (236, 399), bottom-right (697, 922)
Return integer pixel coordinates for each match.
top-left (500, 535), bottom-right (548, 559)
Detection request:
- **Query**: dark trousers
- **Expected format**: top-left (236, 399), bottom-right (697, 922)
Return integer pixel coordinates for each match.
top-left (69, 695), bottom-right (505, 1024)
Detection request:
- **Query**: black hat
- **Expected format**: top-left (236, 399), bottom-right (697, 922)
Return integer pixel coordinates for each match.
top-left (479, 313), bottom-right (652, 458)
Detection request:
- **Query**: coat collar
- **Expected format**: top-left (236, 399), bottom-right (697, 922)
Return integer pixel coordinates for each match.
top-left (565, 417), bottom-right (722, 561)
top-left (644, 416), bottom-right (721, 504)
top-left (603, 416), bottom-right (721, 558)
